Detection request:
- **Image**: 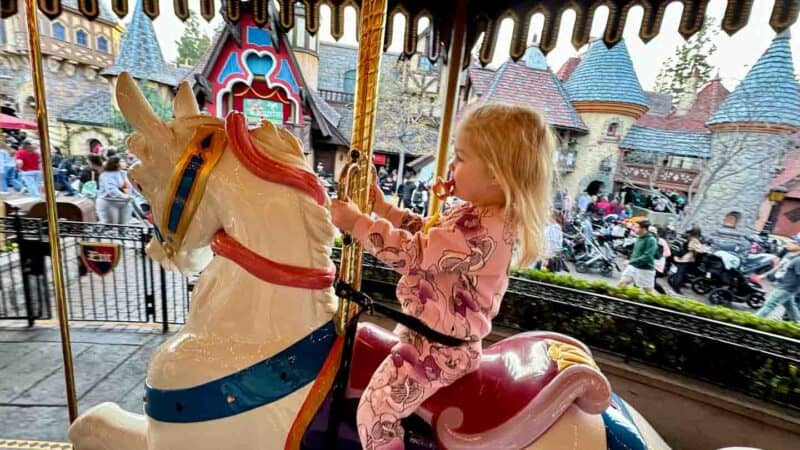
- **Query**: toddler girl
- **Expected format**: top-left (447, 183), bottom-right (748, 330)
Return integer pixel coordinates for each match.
top-left (331, 103), bottom-right (555, 450)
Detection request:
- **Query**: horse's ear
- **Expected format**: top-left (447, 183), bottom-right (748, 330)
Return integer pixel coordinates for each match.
top-left (115, 72), bottom-right (168, 136)
top-left (174, 81), bottom-right (200, 119)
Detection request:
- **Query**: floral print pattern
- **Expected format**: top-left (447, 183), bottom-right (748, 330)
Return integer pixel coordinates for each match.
top-left (352, 202), bottom-right (515, 449)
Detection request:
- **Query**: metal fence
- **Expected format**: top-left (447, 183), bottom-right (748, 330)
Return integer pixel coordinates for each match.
top-left (0, 214), bottom-right (191, 330)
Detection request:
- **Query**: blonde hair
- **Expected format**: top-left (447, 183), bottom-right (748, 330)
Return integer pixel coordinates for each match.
top-left (457, 103), bottom-right (555, 267)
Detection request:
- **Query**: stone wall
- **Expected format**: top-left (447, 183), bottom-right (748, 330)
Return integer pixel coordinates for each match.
top-left (690, 131), bottom-right (791, 236)
top-left (560, 111), bottom-right (638, 198)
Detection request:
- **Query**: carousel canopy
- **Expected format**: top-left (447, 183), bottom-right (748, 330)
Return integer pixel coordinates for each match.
top-left (2, 1), bottom-right (799, 66)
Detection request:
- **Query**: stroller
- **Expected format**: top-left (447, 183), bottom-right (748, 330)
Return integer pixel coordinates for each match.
top-left (696, 252), bottom-right (766, 308)
top-left (574, 220), bottom-right (620, 277)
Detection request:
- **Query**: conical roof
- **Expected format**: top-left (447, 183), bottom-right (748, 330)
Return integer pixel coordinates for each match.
top-left (565, 39), bottom-right (649, 108)
top-left (707, 31), bottom-right (800, 127)
top-left (102, 0), bottom-right (185, 86)
top-left (521, 44), bottom-right (548, 71)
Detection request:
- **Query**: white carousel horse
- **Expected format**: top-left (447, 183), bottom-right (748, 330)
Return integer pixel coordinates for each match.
top-left (68, 72), bottom-right (668, 450)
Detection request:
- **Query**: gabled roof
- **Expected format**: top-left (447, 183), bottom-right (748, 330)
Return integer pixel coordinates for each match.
top-left (620, 126), bottom-right (711, 158)
top-left (556, 57), bottom-right (580, 83)
top-left (467, 66), bottom-right (495, 97)
top-left (686, 78), bottom-right (730, 123)
top-left (708, 31), bottom-right (800, 127)
top-left (476, 53), bottom-right (588, 132)
top-left (102, 0), bottom-right (185, 86)
top-left (58, 89), bottom-right (114, 127)
top-left (565, 39), bottom-right (649, 108)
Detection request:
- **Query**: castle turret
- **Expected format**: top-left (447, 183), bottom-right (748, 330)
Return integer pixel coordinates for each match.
top-left (102, 0), bottom-right (185, 96)
top-left (562, 39), bottom-right (649, 197)
top-left (287, 4), bottom-right (320, 90)
top-left (693, 30), bottom-right (800, 236)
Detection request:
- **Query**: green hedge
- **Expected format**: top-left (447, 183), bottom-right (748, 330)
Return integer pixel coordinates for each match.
top-left (513, 269), bottom-right (800, 340)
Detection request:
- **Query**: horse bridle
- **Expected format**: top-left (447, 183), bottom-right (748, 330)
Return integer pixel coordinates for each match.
top-left (153, 111), bottom-right (335, 289)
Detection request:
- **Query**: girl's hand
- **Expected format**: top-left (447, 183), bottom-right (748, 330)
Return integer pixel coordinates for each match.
top-left (370, 180), bottom-right (388, 216)
top-left (331, 199), bottom-right (363, 233)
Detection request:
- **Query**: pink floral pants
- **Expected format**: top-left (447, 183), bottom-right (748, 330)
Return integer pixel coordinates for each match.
top-left (356, 329), bottom-right (480, 450)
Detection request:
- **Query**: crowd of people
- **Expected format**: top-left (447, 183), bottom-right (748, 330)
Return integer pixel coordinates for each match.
top-left (1, 131), bottom-right (138, 225)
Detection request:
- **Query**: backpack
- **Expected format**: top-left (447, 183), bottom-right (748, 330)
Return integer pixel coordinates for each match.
top-left (80, 171), bottom-right (98, 199)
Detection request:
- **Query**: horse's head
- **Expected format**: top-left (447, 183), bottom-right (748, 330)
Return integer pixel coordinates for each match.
top-left (115, 72), bottom-right (222, 272)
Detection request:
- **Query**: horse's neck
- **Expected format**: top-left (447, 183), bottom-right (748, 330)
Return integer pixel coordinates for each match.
top-left (186, 219), bottom-right (334, 354)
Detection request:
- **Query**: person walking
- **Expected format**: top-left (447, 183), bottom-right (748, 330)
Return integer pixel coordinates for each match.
top-left (652, 226), bottom-right (672, 294)
top-left (96, 156), bottom-right (132, 224)
top-left (753, 234), bottom-right (800, 322)
top-left (619, 219), bottom-right (659, 294)
top-left (669, 227), bottom-right (705, 294)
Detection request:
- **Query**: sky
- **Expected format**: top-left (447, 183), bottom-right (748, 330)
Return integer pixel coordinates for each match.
top-left (127, 0), bottom-right (800, 91)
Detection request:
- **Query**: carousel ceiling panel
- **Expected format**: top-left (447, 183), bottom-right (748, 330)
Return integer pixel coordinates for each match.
top-left (3, 1), bottom-right (799, 65)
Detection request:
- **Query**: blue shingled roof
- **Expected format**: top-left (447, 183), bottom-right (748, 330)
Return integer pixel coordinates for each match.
top-left (708, 31), bottom-right (800, 127)
top-left (59, 90), bottom-right (115, 127)
top-left (620, 126), bottom-right (711, 158)
top-left (102, 0), bottom-right (183, 86)
top-left (565, 39), bottom-right (649, 108)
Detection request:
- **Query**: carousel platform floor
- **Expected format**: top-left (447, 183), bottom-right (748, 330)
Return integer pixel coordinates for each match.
top-left (0, 320), bottom-right (173, 444)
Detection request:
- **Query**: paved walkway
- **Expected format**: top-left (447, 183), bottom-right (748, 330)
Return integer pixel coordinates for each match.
top-left (0, 321), bottom-right (174, 446)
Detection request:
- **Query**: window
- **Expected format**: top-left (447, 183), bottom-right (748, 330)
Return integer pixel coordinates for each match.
top-left (343, 69), bottom-right (356, 94)
top-left (668, 156), bottom-right (699, 170)
top-left (97, 36), bottom-right (108, 53)
top-left (75, 29), bottom-right (88, 47)
top-left (623, 150), bottom-right (658, 165)
top-left (0, 20), bottom-right (6, 44)
top-left (723, 212), bottom-right (740, 228)
top-left (418, 57), bottom-right (437, 72)
top-left (52, 22), bottom-right (66, 41)
top-left (605, 121), bottom-right (620, 138)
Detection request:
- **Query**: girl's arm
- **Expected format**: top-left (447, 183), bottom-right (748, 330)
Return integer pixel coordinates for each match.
top-left (370, 182), bottom-right (424, 233)
top-left (351, 213), bottom-right (464, 276)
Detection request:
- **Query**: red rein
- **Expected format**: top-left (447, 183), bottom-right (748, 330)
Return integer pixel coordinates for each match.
top-left (211, 230), bottom-right (336, 290)
top-left (225, 112), bottom-right (327, 206)
top-left (209, 113), bottom-right (335, 290)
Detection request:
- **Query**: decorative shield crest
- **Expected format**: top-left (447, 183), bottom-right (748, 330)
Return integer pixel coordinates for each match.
top-left (79, 242), bottom-right (121, 276)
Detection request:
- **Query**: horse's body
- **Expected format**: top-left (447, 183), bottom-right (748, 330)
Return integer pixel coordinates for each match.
top-left (68, 72), bottom-right (669, 450)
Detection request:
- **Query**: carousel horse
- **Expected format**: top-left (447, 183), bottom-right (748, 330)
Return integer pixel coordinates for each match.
top-left (68, 72), bottom-right (669, 450)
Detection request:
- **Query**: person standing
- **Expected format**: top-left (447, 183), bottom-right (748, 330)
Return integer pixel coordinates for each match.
top-left (619, 219), bottom-right (658, 294)
top-left (399, 174), bottom-right (417, 209)
top-left (753, 235), bottom-right (800, 322)
top-left (15, 141), bottom-right (42, 197)
top-left (96, 157), bottom-right (132, 224)
top-left (577, 191), bottom-right (591, 212)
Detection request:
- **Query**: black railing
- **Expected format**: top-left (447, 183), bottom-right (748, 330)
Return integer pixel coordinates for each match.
top-left (319, 89), bottom-right (354, 104)
top-left (0, 215), bottom-right (190, 329)
top-left (346, 253), bottom-right (800, 413)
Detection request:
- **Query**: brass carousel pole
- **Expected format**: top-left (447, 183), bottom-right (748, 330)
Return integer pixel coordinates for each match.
top-left (428, 0), bottom-right (468, 215)
top-left (335, 0), bottom-right (389, 335)
top-left (22, 0), bottom-right (78, 422)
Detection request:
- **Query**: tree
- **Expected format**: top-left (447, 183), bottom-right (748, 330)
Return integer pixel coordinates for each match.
top-left (653, 16), bottom-right (719, 100)
top-left (175, 12), bottom-right (212, 67)
top-left (374, 57), bottom-right (442, 185)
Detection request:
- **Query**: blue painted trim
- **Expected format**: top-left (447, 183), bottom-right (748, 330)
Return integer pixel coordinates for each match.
top-left (218, 53), bottom-right (245, 84)
top-left (245, 52), bottom-right (275, 77)
top-left (167, 154), bottom-right (205, 234)
top-left (601, 393), bottom-right (647, 450)
top-left (247, 26), bottom-right (274, 48)
top-left (146, 321), bottom-right (336, 423)
top-left (277, 60), bottom-right (300, 93)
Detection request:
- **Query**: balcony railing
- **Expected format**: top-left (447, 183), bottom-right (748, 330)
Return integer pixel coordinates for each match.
top-left (617, 162), bottom-right (700, 190)
top-left (319, 89), bottom-right (354, 104)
